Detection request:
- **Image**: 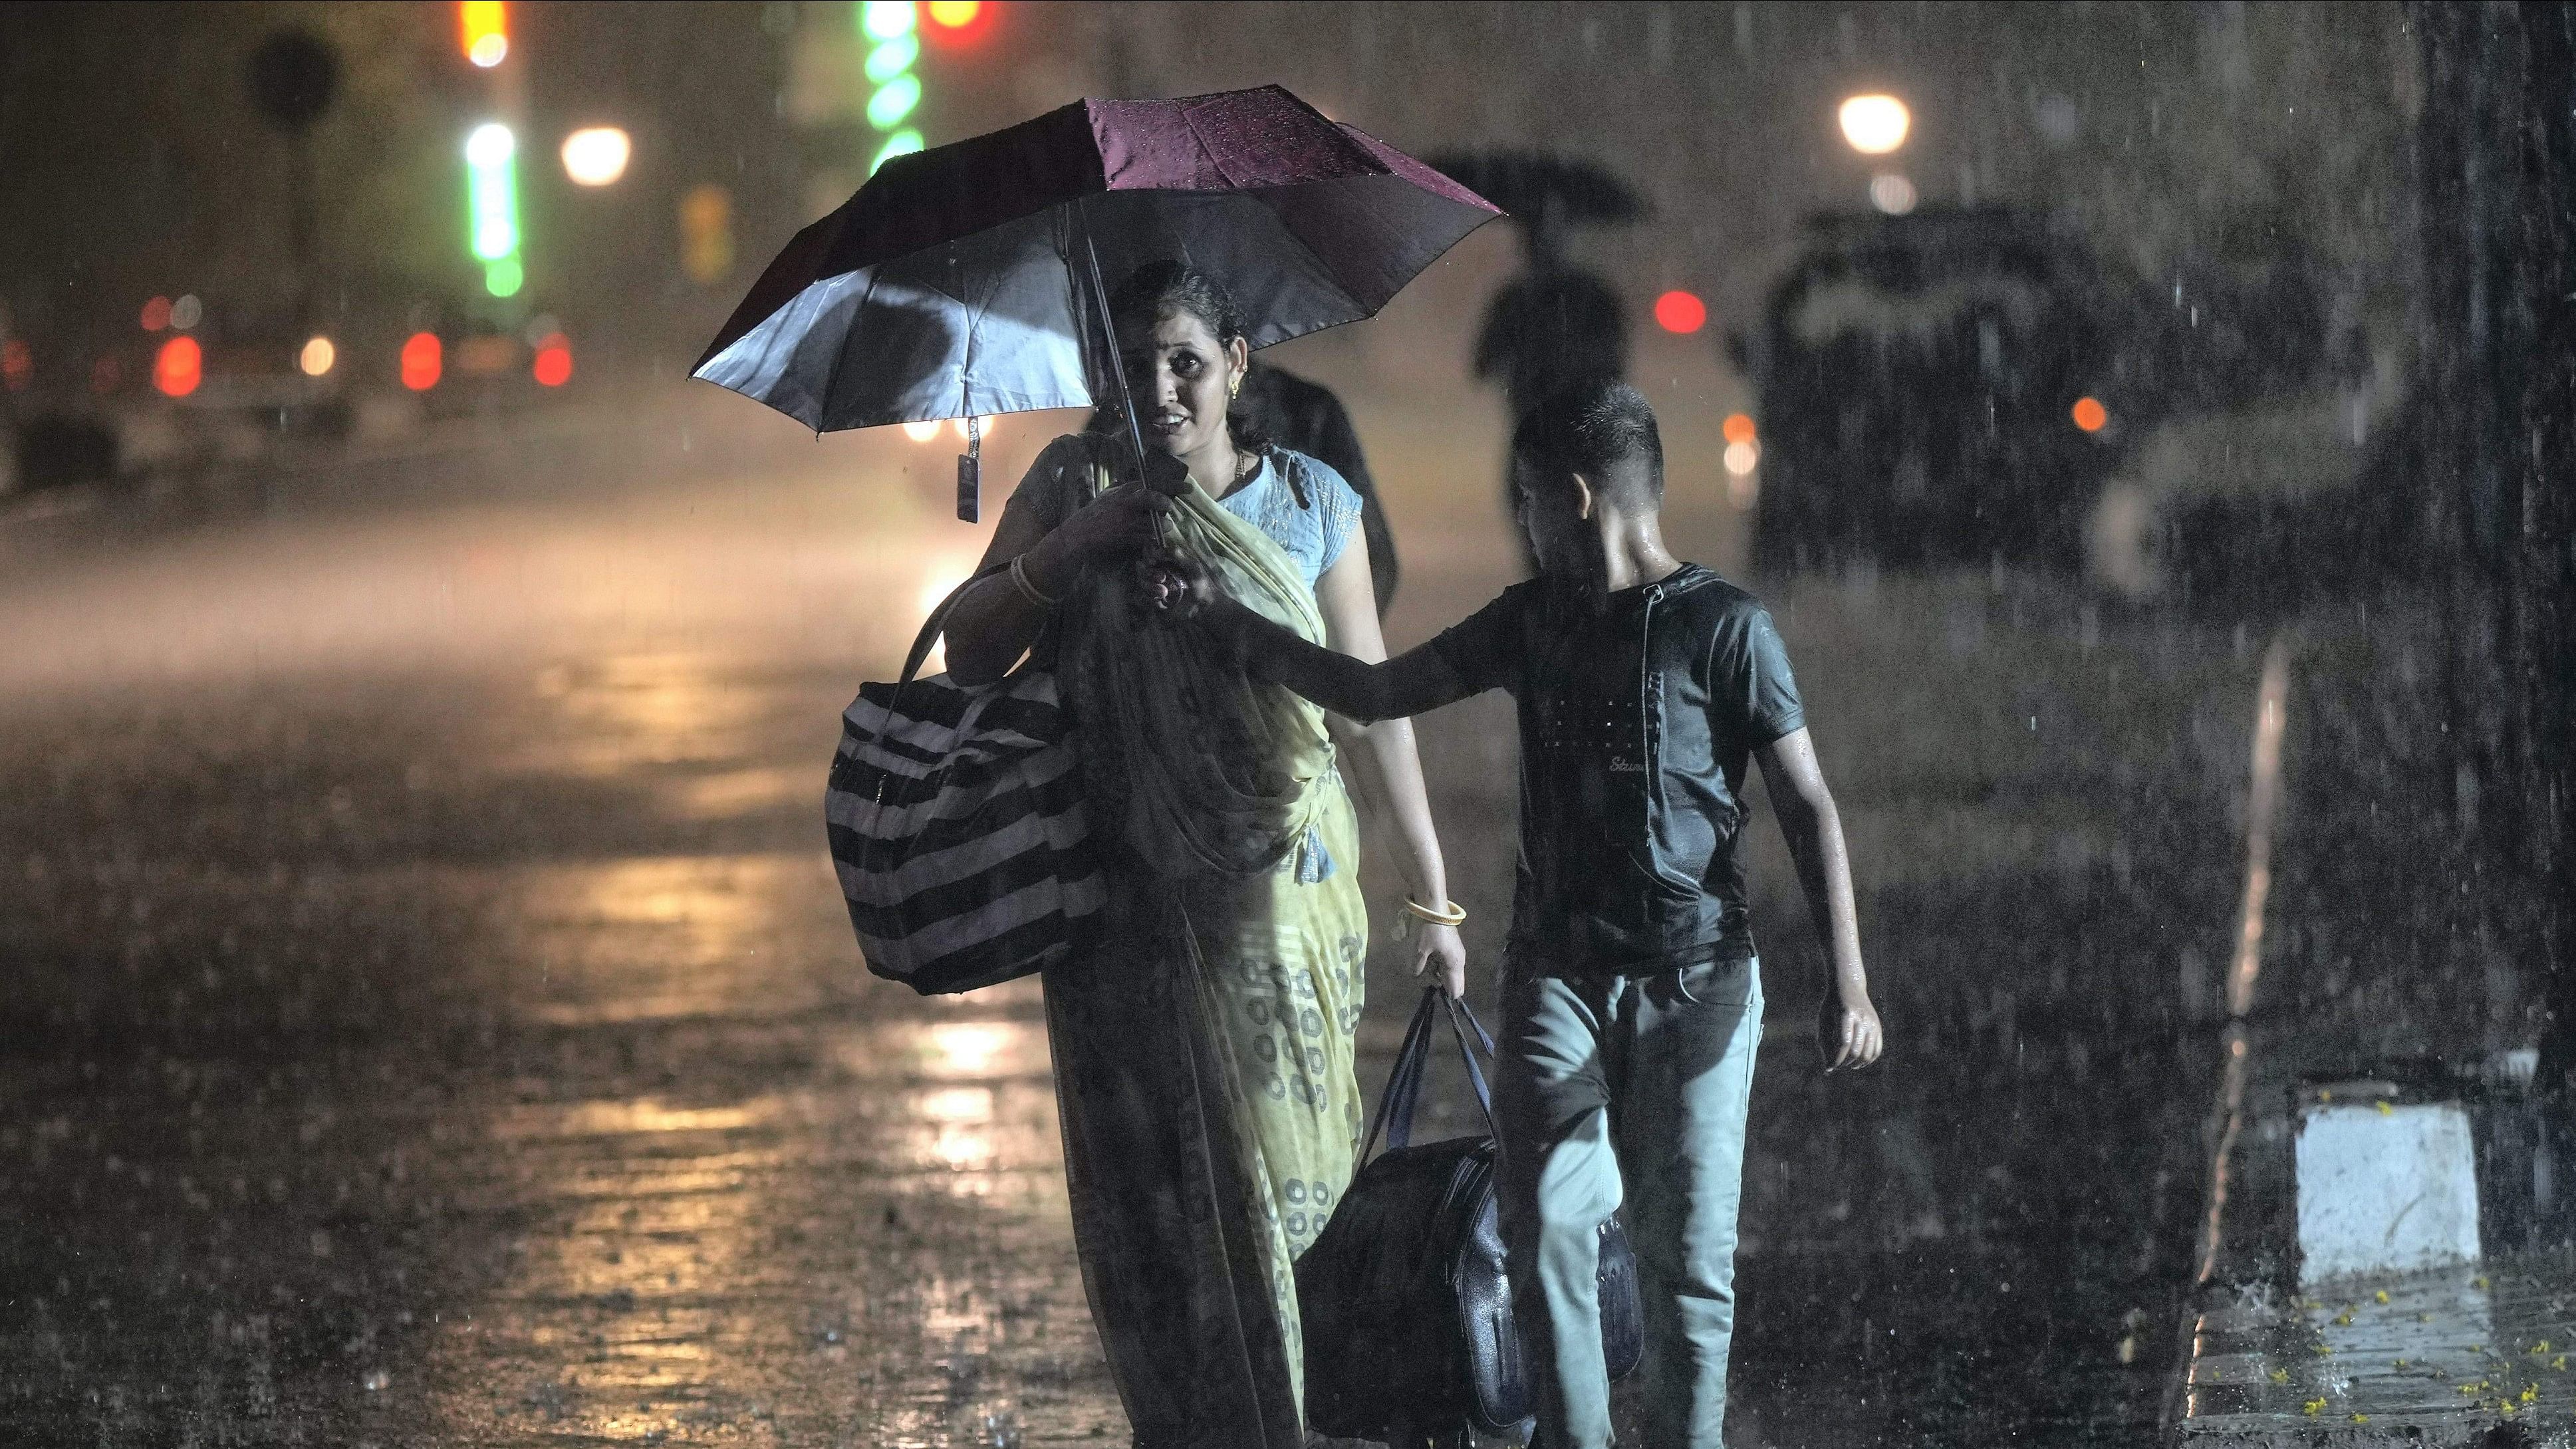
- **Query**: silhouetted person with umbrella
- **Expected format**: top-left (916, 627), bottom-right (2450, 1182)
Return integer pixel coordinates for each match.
top-left (1435, 153), bottom-right (1646, 572)
top-left (1472, 226), bottom-right (1631, 418)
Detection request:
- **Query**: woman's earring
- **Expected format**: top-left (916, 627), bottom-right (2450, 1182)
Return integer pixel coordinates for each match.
top-left (1228, 376), bottom-right (1241, 398)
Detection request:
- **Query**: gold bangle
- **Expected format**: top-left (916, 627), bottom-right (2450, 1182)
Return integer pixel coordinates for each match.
top-left (1009, 553), bottom-right (1059, 608)
top-left (1402, 896), bottom-right (1466, 928)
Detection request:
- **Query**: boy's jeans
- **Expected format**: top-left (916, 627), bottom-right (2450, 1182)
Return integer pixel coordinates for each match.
top-left (1493, 955), bottom-right (1762, 1449)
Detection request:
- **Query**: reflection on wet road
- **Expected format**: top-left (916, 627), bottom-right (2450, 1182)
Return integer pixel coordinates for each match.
top-left (0, 390), bottom-right (2443, 1446)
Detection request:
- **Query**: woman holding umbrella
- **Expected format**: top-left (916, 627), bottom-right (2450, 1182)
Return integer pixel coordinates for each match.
top-left (942, 261), bottom-right (1466, 1445)
top-left (692, 86), bottom-right (1498, 1443)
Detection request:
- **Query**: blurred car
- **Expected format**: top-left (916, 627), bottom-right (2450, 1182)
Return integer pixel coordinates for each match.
top-left (1734, 204), bottom-right (2346, 575)
top-left (2, 292), bottom-right (584, 493)
top-left (1733, 206), bottom-right (2122, 573)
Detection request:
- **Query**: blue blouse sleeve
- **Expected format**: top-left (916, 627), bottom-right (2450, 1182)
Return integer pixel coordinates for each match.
top-left (1299, 454), bottom-right (1366, 578)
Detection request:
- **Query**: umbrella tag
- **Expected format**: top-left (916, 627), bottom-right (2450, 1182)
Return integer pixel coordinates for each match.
top-left (956, 414), bottom-right (981, 523)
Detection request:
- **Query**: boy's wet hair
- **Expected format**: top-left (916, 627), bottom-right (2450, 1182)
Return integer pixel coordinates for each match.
top-left (1511, 377), bottom-right (1664, 507)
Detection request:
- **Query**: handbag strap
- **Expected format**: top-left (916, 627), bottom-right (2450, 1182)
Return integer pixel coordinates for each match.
top-left (871, 440), bottom-right (1108, 731)
top-left (1362, 987), bottom-right (1502, 1161)
top-left (902, 561), bottom-right (1009, 689)
top-left (858, 560), bottom-right (1014, 750)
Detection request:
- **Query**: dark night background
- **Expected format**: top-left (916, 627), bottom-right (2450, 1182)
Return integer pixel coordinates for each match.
top-left (1, 3), bottom-right (2569, 1445)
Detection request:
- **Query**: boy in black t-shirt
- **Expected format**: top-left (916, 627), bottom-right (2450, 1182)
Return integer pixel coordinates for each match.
top-left (1171, 379), bottom-right (1881, 1449)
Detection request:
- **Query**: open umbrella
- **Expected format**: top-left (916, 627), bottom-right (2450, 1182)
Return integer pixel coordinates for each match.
top-left (694, 84), bottom-right (1498, 519)
top-left (1418, 150), bottom-right (1650, 230)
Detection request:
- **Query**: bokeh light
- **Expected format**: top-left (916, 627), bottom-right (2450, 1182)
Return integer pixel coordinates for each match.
top-left (926, 1), bottom-right (983, 28)
top-left (465, 121), bottom-right (515, 170)
top-left (1723, 439), bottom-right (1759, 476)
top-left (139, 296), bottom-right (172, 332)
top-left (871, 128), bottom-right (925, 175)
top-left (861, 1), bottom-right (916, 41)
top-left (466, 123), bottom-right (520, 271)
top-left (560, 127), bottom-right (631, 187)
top-left (298, 336), bottom-right (336, 377)
top-left (900, 420), bottom-right (944, 442)
top-left (1, 339), bottom-right (30, 391)
top-left (2072, 396), bottom-right (2109, 432)
top-left (152, 334), bottom-right (200, 398)
top-left (1653, 290), bottom-right (1707, 334)
top-left (680, 185), bottom-right (735, 285)
top-left (1722, 412), bottom-right (1757, 445)
top-left (460, 0), bottom-right (508, 67)
top-left (1839, 94), bottom-right (1911, 154)
top-left (532, 333), bottom-right (573, 388)
top-left (1869, 173), bottom-right (1918, 214)
top-left (865, 33), bottom-right (918, 83)
top-left (170, 294), bottom-right (203, 330)
top-left (866, 72), bottom-right (922, 130)
top-left (400, 332), bottom-right (443, 392)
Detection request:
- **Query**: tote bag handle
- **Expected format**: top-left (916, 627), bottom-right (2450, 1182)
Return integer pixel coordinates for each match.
top-left (1361, 987), bottom-right (1501, 1162)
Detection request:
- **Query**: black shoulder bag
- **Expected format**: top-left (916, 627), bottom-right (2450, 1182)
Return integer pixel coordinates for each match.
top-left (1296, 988), bottom-right (1643, 1448)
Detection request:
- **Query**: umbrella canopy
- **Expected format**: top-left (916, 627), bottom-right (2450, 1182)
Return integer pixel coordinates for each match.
top-left (1418, 150), bottom-right (1650, 229)
top-left (694, 85), bottom-right (1499, 434)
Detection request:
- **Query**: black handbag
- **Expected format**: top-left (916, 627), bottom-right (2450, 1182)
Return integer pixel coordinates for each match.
top-left (1297, 989), bottom-right (1642, 1448)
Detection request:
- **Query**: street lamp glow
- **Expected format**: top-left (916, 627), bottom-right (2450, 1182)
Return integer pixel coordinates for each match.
top-left (1839, 94), bottom-right (1910, 154)
top-left (560, 127), bottom-right (632, 186)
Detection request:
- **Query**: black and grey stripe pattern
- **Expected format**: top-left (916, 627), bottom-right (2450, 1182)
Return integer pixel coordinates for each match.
top-left (825, 667), bottom-right (1101, 995)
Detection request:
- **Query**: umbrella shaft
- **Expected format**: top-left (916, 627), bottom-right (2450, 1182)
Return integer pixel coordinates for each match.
top-left (1079, 201), bottom-right (1158, 504)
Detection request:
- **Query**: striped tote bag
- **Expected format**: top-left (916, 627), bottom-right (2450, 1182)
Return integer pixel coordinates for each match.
top-left (824, 576), bottom-right (1102, 994)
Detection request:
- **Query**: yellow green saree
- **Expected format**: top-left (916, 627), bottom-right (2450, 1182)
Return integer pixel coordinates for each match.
top-left (1017, 434), bottom-right (1367, 1448)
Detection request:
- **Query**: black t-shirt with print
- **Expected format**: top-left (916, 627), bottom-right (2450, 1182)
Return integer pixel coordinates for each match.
top-left (1430, 565), bottom-right (1804, 972)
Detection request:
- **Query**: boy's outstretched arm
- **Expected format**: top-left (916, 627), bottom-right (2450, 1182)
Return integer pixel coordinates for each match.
top-left (1198, 594), bottom-right (1476, 724)
top-left (1753, 727), bottom-right (1884, 1069)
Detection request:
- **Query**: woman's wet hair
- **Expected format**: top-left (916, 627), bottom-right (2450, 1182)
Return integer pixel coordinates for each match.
top-left (1104, 261), bottom-right (1288, 493)
top-left (1511, 376), bottom-right (1664, 508)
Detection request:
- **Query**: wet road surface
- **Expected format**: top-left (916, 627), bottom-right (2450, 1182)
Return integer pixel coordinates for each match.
top-left (0, 388), bottom-right (2442, 1446)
